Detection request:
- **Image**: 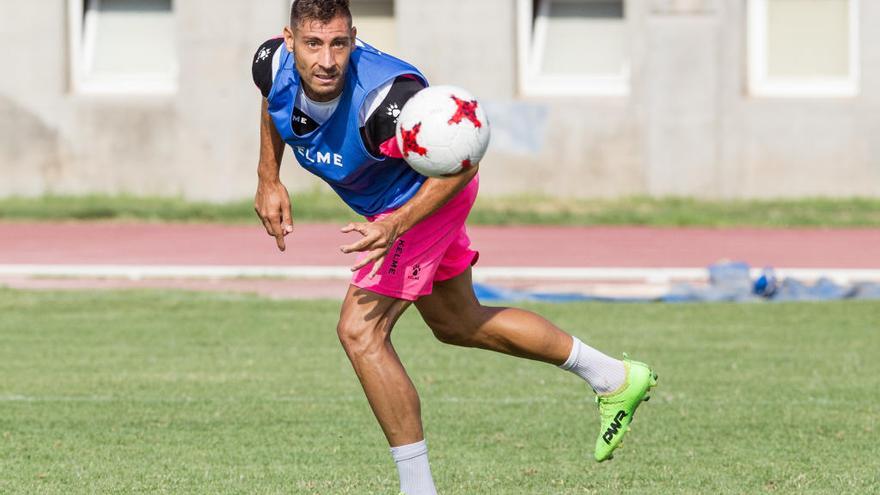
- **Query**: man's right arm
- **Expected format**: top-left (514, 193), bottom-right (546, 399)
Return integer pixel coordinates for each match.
top-left (254, 97), bottom-right (293, 252)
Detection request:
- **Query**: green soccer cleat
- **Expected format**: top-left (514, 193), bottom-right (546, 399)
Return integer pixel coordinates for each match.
top-left (594, 355), bottom-right (658, 462)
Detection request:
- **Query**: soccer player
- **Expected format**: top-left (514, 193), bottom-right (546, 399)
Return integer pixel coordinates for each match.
top-left (252, 1), bottom-right (657, 493)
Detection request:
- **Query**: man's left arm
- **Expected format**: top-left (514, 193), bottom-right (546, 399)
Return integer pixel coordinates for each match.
top-left (342, 75), bottom-right (482, 277)
top-left (340, 166), bottom-right (479, 277)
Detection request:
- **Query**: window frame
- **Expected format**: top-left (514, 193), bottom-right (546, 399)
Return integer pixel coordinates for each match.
top-left (517, 0), bottom-right (630, 97)
top-left (68, 0), bottom-right (178, 95)
top-left (747, 0), bottom-right (860, 98)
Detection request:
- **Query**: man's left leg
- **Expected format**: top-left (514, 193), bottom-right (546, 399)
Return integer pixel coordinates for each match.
top-left (414, 267), bottom-right (624, 384)
top-left (414, 268), bottom-right (657, 461)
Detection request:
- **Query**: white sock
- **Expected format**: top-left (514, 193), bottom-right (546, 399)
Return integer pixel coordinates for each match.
top-left (558, 336), bottom-right (627, 394)
top-left (390, 440), bottom-right (437, 495)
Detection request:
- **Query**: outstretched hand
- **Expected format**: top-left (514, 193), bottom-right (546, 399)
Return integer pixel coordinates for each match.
top-left (340, 220), bottom-right (400, 279)
top-left (254, 180), bottom-right (294, 252)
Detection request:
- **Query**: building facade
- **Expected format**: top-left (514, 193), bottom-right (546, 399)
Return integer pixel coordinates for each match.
top-left (1, 0), bottom-right (877, 200)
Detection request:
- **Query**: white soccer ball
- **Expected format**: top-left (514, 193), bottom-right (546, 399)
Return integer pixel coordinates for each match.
top-left (395, 85), bottom-right (491, 177)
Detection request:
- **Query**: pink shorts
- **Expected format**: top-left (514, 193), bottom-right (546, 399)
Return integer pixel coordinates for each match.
top-left (351, 175), bottom-right (480, 301)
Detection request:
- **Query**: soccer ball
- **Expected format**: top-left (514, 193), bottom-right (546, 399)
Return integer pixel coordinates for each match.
top-left (395, 85), bottom-right (491, 177)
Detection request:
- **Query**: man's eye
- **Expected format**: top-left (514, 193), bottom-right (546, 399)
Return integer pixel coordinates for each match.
top-left (306, 41), bottom-right (318, 48)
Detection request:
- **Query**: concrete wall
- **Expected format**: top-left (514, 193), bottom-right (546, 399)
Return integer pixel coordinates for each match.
top-left (0, 0), bottom-right (318, 201)
top-left (1, 0), bottom-right (878, 200)
top-left (718, 0), bottom-right (880, 198)
top-left (0, 0), bottom-right (66, 197)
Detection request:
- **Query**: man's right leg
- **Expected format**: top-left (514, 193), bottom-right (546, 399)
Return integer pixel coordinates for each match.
top-left (336, 284), bottom-right (436, 495)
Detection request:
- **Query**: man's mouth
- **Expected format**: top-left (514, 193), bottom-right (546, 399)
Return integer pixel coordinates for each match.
top-left (314, 73), bottom-right (338, 84)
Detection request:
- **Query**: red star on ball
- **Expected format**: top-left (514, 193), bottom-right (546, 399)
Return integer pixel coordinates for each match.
top-left (448, 96), bottom-right (482, 128)
top-left (400, 123), bottom-right (428, 157)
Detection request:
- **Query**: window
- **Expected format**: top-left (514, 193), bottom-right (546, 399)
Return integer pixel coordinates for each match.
top-left (69, 0), bottom-right (177, 94)
top-left (518, 0), bottom-right (629, 96)
top-left (747, 0), bottom-right (859, 97)
top-left (350, 0), bottom-right (396, 53)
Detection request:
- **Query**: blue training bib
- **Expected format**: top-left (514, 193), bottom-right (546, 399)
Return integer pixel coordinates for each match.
top-left (267, 41), bottom-right (428, 217)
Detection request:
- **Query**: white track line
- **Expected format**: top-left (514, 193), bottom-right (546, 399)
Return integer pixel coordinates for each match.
top-left (1, 264), bottom-right (879, 283)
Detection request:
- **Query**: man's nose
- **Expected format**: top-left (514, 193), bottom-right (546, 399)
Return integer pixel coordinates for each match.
top-left (319, 46), bottom-right (334, 69)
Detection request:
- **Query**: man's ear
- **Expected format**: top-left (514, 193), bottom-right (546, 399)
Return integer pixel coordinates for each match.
top-left (283, 25), bottom-right (295, 53)
top-left (351, 26), bottom-right (357, 44)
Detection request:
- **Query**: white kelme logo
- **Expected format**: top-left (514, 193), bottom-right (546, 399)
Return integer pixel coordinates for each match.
top-left (256, 47), bottom-right (272, 63)
top-left (294, 146), bottom-right (344, 167)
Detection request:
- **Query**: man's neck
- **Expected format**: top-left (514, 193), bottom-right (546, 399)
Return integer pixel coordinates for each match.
top-left (302, 84), bottom-right (343, 103)
top-left (300, 89), bottom-right (342, 106)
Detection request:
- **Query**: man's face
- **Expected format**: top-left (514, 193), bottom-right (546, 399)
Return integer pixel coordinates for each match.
top-left (284, 15), bottom-right (356, 102)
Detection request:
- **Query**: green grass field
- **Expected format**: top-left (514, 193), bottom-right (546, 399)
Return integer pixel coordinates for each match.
top-left (2, 194), bottom-right (880, 227)
top-left (1, 289), bottom-right (878, 494)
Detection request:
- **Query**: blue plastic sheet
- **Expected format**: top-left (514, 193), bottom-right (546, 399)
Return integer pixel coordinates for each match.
top-left (473, 262), bottom-right (880, 304)
top-left (472, 283), bottom-right (651, 303)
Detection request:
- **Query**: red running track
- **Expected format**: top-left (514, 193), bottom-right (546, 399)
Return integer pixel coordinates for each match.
top-left (1, 222), bottom-right (878, 268)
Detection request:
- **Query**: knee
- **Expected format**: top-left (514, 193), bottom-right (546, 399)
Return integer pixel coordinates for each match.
top-left (426, 316), bottom-right (481, 347)
top-left (337, 319), bottom-right (387, 360)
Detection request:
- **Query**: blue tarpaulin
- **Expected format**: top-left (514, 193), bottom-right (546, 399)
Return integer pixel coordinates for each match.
top-left (473, 262), bottom-right (880, 303)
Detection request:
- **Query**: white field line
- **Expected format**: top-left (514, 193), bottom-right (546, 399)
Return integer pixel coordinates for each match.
top-left (1, 264), bottom-right (880, 284)
top-left (0, 394), bottom-right (563, 405)
top-left (0, 394), bottom-right (836, 407)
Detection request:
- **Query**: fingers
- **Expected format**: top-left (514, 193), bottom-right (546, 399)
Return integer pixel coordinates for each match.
top-left (340, 222), bottom-right (368, 236)
top-left (350, 248), bottom-right (386, 273)
top-left (340, 233), bottom-right (381, 254)
top-left (273, 217), bottom-right (286, 251)
top-left (367, 252), bottom-right (386, 279)
top-left (256, 211), bottom-right (286, 251)
top-left (255, 209), bottom-right (286, 251)
top-left (281, 200), bottom-right (294, 235)
top-left (254, 183), bottom-right (292, 252)
top-left (255, 206), bottom-right (290, 252)
top-left (257, 213), bottom-right (274, 237)
top-left (339, 221), bottom-right (391, 276)
top-left (340, 224), bottom-right (382, 254)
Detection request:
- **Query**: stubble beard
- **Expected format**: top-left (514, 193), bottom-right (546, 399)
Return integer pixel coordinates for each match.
top-left (303, 72), bottom-right (344, 102)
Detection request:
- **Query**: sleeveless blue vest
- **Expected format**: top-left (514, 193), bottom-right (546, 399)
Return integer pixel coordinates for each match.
top-left (267, 41), bottom-right (428, 217)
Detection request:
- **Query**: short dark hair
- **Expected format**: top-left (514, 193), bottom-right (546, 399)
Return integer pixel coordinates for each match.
top-left (290, 0), bottom-right (352, 28)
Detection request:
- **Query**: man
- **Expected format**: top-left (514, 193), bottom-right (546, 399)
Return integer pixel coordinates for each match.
top-left (252, 1), bottom-right (657, 493)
